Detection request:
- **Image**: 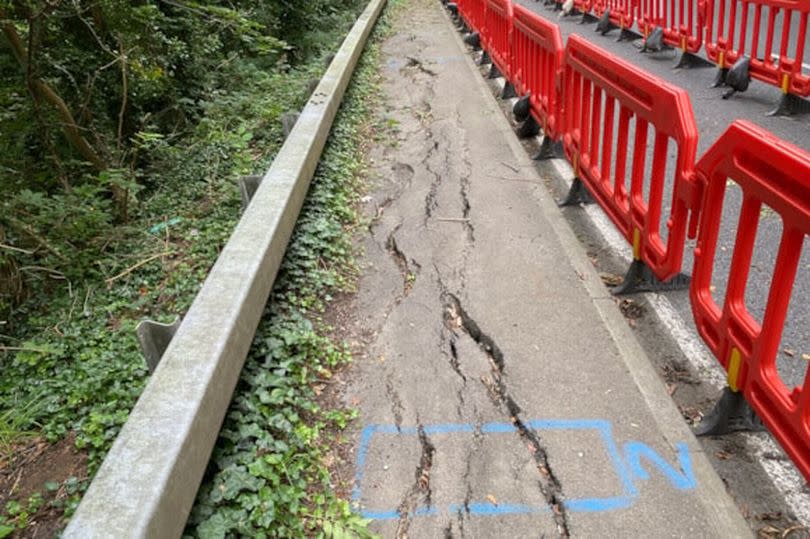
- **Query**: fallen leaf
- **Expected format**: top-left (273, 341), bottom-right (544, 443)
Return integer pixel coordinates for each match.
top-left (715, 450), bottom-right (731, 460)
top-left (783, 349), bottom-right (796, 357)
top-left (802, 354), bottom-right (810, 362)
top-left (782, 524), bottom-right (808, 538)
top-left (600, 273), bottom-right (623, 286)
top-left (486, 494), bottom-right (498, 506)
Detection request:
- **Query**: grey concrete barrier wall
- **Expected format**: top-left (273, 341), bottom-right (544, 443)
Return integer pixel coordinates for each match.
top-left (64, 0), bottom-right (387, 537)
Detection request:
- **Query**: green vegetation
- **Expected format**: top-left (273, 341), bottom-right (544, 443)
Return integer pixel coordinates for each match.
top-left (186, 9), bottom-right (400, 536)
top-left (0, 0), bottom-right (396, 535)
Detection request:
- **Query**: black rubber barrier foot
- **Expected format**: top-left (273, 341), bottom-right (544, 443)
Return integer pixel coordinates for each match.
top-left (501, 81), bottom-right (517, 99)
top-left (516, 115), bottom-right (540, 138)
top-left (711, 67), bottom-right (729, 88)
top-left (694, 387), bottom-right (766, 436)
top-left (722, 57), bottom-right (751, 98)
top-left (611, 259), bottom-right (690, 295)
top-left (581, 12), bottom-right (599, 24)
top-left (533, 137), bottom-right (564, 160)
top-left (464, 31), bottom-right (481, 49)
top-left (768, 92), bottom-right (810, 116)
top-left (488, 63), bottom-right (503, 79)
top-left (596, 10), bottom-right (614, 34)
top-left (640, 27), bottom-right (669, 53)
top-left (674, 50), bottom-right (714, 69)
top-left (558, 177), bottom-right (595, 207)
top-left (448, 3), bottom-right (458, 16)
top-left (617, 28), bottom-right (642, 42)
top-left (478, 51), bottom-right (492, 66)
top-left (513, 94), bottom-right (531, 122)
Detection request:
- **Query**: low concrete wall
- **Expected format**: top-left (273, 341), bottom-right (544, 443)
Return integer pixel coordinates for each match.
top-left (63, 1), bottom-right (386, 537)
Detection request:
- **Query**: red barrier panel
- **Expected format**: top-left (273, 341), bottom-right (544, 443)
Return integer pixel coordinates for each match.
top-left (512, 4), bottom-right (565, 139)
top-left (561, 35), bottom-right (701, 282)
top-left (575, 0), bottom-right (597, 16)
top-left (459, 0), bottom-right (487, 36)
top-left (592, 0), bottom-right (639, 32)
top-left (484, 0), bottom-right (514, 80)
top-left (636, 0), bottom-right (705, 52)
top-left (691, 120), bottom-right (810, 481)
top-left (705, 0), bottom-right (810, 96)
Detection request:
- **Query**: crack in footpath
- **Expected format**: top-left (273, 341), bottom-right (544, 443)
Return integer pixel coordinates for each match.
top-left (396, 424), bottom-right (436, 538)
top-left (443, 293), bottom-right (571, 537)
top-left (386, 224), bottom-right (419, 299)
top-left (385, 373), bottom-right (405, 431)
top-left (459, 172), bottom-right (474, 242)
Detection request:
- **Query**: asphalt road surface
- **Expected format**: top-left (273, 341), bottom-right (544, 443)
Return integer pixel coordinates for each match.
top-left (515, 0), bottom-right (810, 391)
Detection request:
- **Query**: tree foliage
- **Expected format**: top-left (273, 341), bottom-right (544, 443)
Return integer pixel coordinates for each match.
top-left (0, 0), bottom-right (361, 318)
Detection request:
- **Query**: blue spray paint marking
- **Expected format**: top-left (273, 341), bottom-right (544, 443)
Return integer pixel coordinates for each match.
top-left (624, 441), bottom-right (697, 490)
top-left (353, 419), bottom-right (697, 520)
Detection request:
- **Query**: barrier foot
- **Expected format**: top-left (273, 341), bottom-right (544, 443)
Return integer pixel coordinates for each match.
top-left (694, 387), bottom-right (766, 436)
top-left (639, 27), bottom-right (669, 53)
top-left (544, 0), bottom-right (556, 6)
top-left (617, 28), bottom-right (642, 42)
top-left (501, 81), bottom-right (517, 99)
top-left (516, 115), bottom-right (540, 139)
top-left (488, 64), bottom-right (503, 79)
top-left (553, 2), bottom-right (563, 11)
top-left (596, 10), bottom-right (615, 34)
top-left (580, 12), bottom-right (599, 24)
top-left (533, 137), bottom-right (564, 160)
top-left (611, 259), bottom-right (690, 295)
top-left (558, 177), bottom-right (594, 207)
top-left (721, 57), bottom-right (751, 98)
top-left (136, 318), bottom-right (182, 374)
top-left (478, 51), bottom-right (492, 66)
top-left (674, 50), bottom-right (713, 69)
top-left (711, 67), bottom-right (728, 87)
top-left (447, 2), bottom-right (458, 16)
top-left (768, 93), bottom-right (810, 116)
top-left (464, 31), bottom-right (481, 50)
top-left (513, 94), bottom-right (531, 122)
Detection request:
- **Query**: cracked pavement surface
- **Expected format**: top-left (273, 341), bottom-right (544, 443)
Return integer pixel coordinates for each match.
top-left (341, 0), bottom-right (751, 536)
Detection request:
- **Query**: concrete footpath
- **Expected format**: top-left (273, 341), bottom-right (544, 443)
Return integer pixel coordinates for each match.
top-left (340, 0), bottom-right (752, 536)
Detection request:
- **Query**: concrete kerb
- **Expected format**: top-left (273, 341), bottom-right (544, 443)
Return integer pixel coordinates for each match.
top-left (63, 1), bottom-right (387, 537)
top-left (438, 5), bottom-right (751, 536)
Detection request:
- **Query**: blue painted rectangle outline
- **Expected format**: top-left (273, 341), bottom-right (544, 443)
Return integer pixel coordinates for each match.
top-left (352, 418), bottom-right (641, 519)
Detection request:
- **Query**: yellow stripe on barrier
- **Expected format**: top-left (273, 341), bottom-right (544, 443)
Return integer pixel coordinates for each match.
top-left (632, 228), bottom-right (641, 260)
top-left (727, 347), bottom-right (742, 392)
top-left (781, 73), bottom-right (790, 94)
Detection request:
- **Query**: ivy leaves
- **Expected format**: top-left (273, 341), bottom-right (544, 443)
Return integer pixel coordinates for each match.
top-left (186, 32), bottom-right (382, 539)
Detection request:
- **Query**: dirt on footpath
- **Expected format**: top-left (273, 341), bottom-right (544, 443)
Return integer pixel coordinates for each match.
top-left (321, 0), bottom-right (798, 537)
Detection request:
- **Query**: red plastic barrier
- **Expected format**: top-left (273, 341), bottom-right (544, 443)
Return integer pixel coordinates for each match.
top-left (592, 0), bottom-right (639, 32)
top-left (575, 0), bottom-right (597, 16)
top-left (512, 4), bottom-right (565, 139)
top-left (484, 0), bottom-right (514, 80)
top-left (561, 35), bottom-right (701, 282)
top-left (705, 0), bottom-right (810, 96)
top-left (691, 120), bottom-right (810, 481)
top-left (636, 0), bottom-right (705, 52)
top-left (461, 0), bottom-right (488, 35)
